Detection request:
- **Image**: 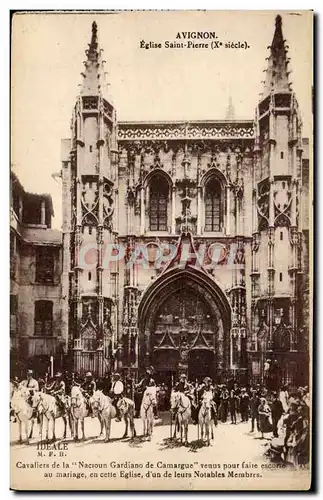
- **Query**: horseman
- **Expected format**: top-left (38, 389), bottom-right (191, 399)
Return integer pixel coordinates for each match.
top-left (174, 374), bottom-right (195, 422)
top-left (47, 372), bottom-right (66, 412)
top-left (81, 372), bottom-right (96, 397)
top-left (197, 377), bottom-right (217, 422)
top-left (80, 372), bottom-right (96, 416)
top-left (110, 373), bottom-right (124, 422)
top-left (135, 366), bottom-right (158, 419)
top-left (175, 373), bottom-right (191, 392)
top-left (10, 376), bottom-right (20, 422)
top-left (11, 375), bottom-right (20, 390)
top-left (71, 372), bottom-right (82, 389)
top-left (146, 378), bottom-right (159, 418)
top-left (64, 371), bottom-right (73, 395)
top-left (20, 370), bottom-right (39, 408)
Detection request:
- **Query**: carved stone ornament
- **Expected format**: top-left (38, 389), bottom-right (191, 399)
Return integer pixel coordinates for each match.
top-left (117, 121), bottom-right (254, 141)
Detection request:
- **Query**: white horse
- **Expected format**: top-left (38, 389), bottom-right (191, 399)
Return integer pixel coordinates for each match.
top-left (140, 387), bottom-right (157, 440)
top-left (70, 386), bottom-right (104, 441)
top-left (170, 390), bottom-right (191, 445)
top-left (198, 391), bottom-right (214, 446)
top-left (90, 390), bottom-right (136, 442)
top-left (32, 392), bottom-right (73, 442)
top-left (10, 385), bottom-right (38, 443)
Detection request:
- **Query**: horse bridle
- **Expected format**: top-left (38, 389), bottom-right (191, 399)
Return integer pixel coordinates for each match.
top-left (174, 393), bottom-right (190, 415)
top-left (71, 393), bottom-right (83, 408)
top-left (200, 399), bottom-right (211, 417)
top-left (142, 393), bottom-right (155, 415)
top-left (91, 393), bottom-right (108, 412)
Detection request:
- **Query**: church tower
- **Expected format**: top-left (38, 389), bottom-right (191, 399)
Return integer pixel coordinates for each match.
top-left (250, 15), bottom-right (305, 385)
top-left (61, 22), bottom-right (119, 375)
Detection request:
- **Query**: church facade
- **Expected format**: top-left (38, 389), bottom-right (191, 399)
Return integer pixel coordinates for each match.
top-left (55, 15), bottom-right (310, 387)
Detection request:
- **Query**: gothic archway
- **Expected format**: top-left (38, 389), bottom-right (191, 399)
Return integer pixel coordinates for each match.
top-left (137, 267), bottom-right (231, 381)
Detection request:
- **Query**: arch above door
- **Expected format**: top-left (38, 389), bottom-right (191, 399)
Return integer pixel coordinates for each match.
top-left (137, 266), bottom-right (232, 379)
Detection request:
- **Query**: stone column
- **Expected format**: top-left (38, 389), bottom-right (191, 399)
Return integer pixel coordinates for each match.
top-left (140, 186), bottom-right (145, 235)
top-left (171, 186), bottom-right (176, 234)
top-left (226, 185), bottom-right (231, 235)
top-left (41, 200), bottom-right (46, 225)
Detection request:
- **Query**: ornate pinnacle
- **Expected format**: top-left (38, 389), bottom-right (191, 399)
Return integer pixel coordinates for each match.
top-left (271, 14), bottom-right (284, 51)
top-left (87, 21), bottom-right (99, 62)
top-left (260, 14), bottom-right (290, 98)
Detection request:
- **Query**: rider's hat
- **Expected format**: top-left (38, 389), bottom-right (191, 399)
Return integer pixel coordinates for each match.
top-left (27, 369), bottom-right (33, 376)
top-left (113, 372), bottom-right (121, 379)
top-left (85, 372), bottom-right (92, 377)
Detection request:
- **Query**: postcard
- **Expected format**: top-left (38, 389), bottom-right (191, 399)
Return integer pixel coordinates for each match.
top-left (10, 10), bottom-right (313, 490)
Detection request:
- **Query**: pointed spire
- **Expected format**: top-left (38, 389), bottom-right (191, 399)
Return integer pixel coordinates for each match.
top-left (225, 95), bottom-right (236, 120)
top-left (261, 14), bottom-right (290, 98)
top-left (80, 21), bottom-right (108, 97)
top-left (87, 21), bottom-right (99, 62)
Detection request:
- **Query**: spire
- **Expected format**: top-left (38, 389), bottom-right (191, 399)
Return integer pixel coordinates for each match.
top-left (225, 95), bottom-right (236, 120)
top-left (88, 21), bottom-right (99, 62)
top-left (261, 15), bottom-right (291, 98)
top-left (80, 21), bottom-right (108, 97)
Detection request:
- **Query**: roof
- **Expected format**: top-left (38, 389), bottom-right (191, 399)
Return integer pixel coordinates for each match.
top-left (11, 171), bottom-right (54, 217)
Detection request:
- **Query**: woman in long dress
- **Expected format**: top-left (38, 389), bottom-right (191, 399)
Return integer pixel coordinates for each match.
top-left (279, 385), bottom-right (289, 413)
top-left (258, 397), bottom-right (272, 439)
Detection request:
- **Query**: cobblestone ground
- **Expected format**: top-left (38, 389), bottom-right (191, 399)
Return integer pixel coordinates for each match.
top-left (10, 413), bottom-right (310, 491)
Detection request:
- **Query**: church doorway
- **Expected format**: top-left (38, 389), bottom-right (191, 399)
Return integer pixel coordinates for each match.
top-left (138, 267), bottom-right (232, 381)
top-left (188, 349), bottom-right (215, 383)
top-left (153, 349), bottom-right (179, 389)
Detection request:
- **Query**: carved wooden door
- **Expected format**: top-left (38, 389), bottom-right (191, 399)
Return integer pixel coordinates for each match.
top-left (152, 286), bottom-right (217, 379)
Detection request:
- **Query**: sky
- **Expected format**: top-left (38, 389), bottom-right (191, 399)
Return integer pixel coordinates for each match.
top-left (11, 10), bottom-right (313, 229)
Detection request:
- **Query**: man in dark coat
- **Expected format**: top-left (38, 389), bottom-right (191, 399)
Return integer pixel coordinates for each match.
top-left (271, 391), bottom-right (284, 438)
top-left (240, 388), bottom-right (250, 422)
top-left (81, 372), bottom-right (97, 397)
top-left (219, 385), bottom-right (230, 423)
top-left (229, 385), bottom-right (239, 424)
top-left (81, 372), bottom-right (97, 416)
top-left (47, 372), bottom-right (66, 412)
top-left (250, 389), bottom-right (260, 432)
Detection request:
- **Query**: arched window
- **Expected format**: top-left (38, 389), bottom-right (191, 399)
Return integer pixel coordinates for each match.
top-left (34, 300), bottom-right (53, 336)
top-left (205, 178), bottom-right (222, 232)
top-left (149, 175), bottom-right (168, 231)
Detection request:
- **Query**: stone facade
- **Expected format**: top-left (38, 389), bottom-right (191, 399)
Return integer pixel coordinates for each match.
top-left (59, 16), bottom-right (310, 386)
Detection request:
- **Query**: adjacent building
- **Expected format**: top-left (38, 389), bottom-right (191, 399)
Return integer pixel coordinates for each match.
top-left (10, 172), bottom-right (64, 376)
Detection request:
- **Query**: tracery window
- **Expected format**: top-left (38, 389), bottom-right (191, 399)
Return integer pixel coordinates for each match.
top-left (149, 175), bottom-right (168, 231)
top-left (205, 178), bottom-right (222, 232)
top-left (34, 300), bottom-right (53, 336)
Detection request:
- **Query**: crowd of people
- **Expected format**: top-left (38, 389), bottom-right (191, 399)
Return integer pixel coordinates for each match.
top-left (11, 367), bottom-right (310, 467)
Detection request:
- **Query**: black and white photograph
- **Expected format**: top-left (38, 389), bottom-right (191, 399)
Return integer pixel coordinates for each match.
top-left (10, 10), bottom-right (313, 490)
